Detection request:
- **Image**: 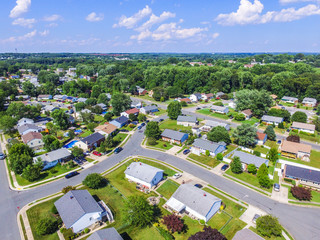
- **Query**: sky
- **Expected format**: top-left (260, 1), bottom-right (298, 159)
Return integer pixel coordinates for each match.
top-left (0, 0), bottom-right (320, 53)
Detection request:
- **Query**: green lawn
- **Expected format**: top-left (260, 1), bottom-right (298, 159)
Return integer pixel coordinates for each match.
top-left (80, 130), bottom-right (93, 137)
top-left (252, 145), bottom-right (269, 155)
top-left (159, 119), bottom-right (192, 131)
top-left (197, 109), bottom-right (229, 120)
top-left (223, 145), bottom-right (238, 156)
top-left (15, 163), bottom-right (79, 186)
top-left (279, 150), bottom-right (320, 169)
top-left (146, 139), bottom-right (173, 150)
top-left (138, 159), bottom-right (176, 177)
top-left (114, 133), bottom-right (128, 145)
top-left (156, 180), bottom-right (179, 199)
top-left (225, 169), bottom-right (273, 193)
top-left (153, 108), bottom-right (166, 116)
top-left (94, 115), bottom-right (105, 122)
top-left (265, 140), bottom-right (278, 149)
top-left (287, 187), bottom-right (320, 203)
top-left (297, 131), bottom-right (320, 143)
top-left (233, 117), bottom-right (260, 125)
top-left (188, 153), bottom-right (220, 168)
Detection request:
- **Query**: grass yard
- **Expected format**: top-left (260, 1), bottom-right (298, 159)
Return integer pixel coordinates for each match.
top-left (15, 163), bottom-right (79, 186)
top-left (146, 139), bottom-right (173, 151)
top-left (114, 133), bottom-right (128, 145)
top-left (223, 145), bottom-right (238, 156)
top-left (279, 150), bottom-right (320, 169)
top-left (265, 140), bottom-right (278, 149)
top-left (138, 159), bottom-right (177, 177)
top-left (287, 187), bottom-right (320, 203)
top-left (153, 108), bottom-right (166, 116)
top-left (233, 117), bottom-right (260, 125)
top-left (225, 169), bottom-right (273, 193)
top-left (188, 153), bottom-right (220, 168)
top-left (94, 115), bottom-right (105, 122)
top-left (249, 226), bottom-right (286, 240)
top-left (79, 130), bottom-right (93, 138)
top-left (197, 109), bottom-right (229, 120)
top-left (159, 119), bottom-right (192, 132)
top-left (252, 145), bottom-right (269, 155)
top-left (297, 132), bottom-right (320, 143)
top-left (156, 180), bottom-right (179, 199)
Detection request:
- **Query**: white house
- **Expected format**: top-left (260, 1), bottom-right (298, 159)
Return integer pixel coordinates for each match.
top-left (189, 93), bottom-right (202, 102)
top-left (291, 122), bottom-right (315, 134)
top-left (211, 105), bottom-right (229, 114)
top-left (166, 184), bottom-right (221, 222)
top-left (261, 115), bottom-right (283, 126)
top-left (200, 120), bottom-right (230, 132)
top-left (21, 132), bottom-right (44, 150)
top-left (177, 115), bottom-right (197, 127)
top-left (17, 118), bottom-right (34, 127)
top-left (17, 124), bottom-right (42, 136)
top-left (55, 190), bottom-right (104, 233)
top-left (124, 162), bottom-right (164, 189)
top-left (191, 139), bottom-right (226, 157)
top-left (281, 96), bottom-right (298, 104)
top-left (120, 108), bottom-right (139, 118)
top-left (302, 97), bottom-right (317, 107)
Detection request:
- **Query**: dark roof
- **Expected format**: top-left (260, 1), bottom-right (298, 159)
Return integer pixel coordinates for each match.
top-left (177, 115), bottom-right (197, 123)
top-left (285, 165), bottom-right (320, 184)
top-left (87, 228), bottom-right (123, 240)
top-left (81, 132), bottom-right (105, 145)
top-left (142, 105), bottom-right (158, 111)
top-left (17, 124), bottom-right (41, 135)
top-left (193, 139), bottom-right (226, 153)
top-left (54, 190), bottom-right (103, 228)
top-left (193, 93), bottom-right (202, 98)
top-left (112, 116), bottom-right (129, 124)
top-left (161, 129), bottom-right (188, 141)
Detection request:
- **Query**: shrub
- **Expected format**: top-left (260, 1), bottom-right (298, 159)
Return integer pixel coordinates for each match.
top-left (162, 214), bottom-right (184, 233)
top-left (287, 135), bottom-right (300, 143)
top-left (205, 150), bottom-right (210, 156)
top-left (62, 186), bottom-right (76, 194)
top-left (253, 150), bottom-right (261, 156)
top-left (230, 156), bottom-right (243, 174)
top-left (256, 215), bottom-right (282, 237)
top-left (82, 173), bottom-right (107, 189)
top-left (234, 113), bottom-right (245, 121)
top-left (259, 175), bottom-right (272, 189)
top-left (216, 153), bottom-right (223, 161)
top-left (36, 218), bottom-right (58, 235)
top-left (156, 226), bottom-right (174, 240)
top-left (247, 164), bottom-right (257, 174)
top-left (84, 228), bottom-right (90, 234)
top-left (147, 137), bottom-right (157, 146)
top-left (291, 186), bottom-right (312, 201)
top-left (51, 205), bottom-right (58, 214)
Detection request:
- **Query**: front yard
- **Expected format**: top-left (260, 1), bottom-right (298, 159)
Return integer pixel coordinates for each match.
top-left (159, 119), bottom-right (192, 132)
top-left (188, 153), bottom-right (220, 168)
top-left (232, 117), bottom-right (260, 126)
top-left (146, 139), bottom-right (173, 150)
top-left (197, 109), bottom-right (229, 120)
top-left (153, 108), bottom-right (166, 116)
top-left (279, 150), bottom-right (320, 169)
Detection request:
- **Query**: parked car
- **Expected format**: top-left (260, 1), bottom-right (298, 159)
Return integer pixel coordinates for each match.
top-left (194, 184), bottom-right (203, 189)
top-left (274, 183), bottom-right (280, 192)
top-left (137, 125), bottom-right (142, 130)
top-left (92, 151), bottom-right (102, 156)
top-left (277, 140), bottom-right (282, 144)
top-left (114, 147), bottom-right (123, 154)
top-left (146, 120), bottom-right (149, 123)
top-left (141, 122), bottom-right (146, 126)
top-left (65, 171), bottom-right (79, 179)
top-left (159, 118), bottom-right (164, 122)
top-left (173, 173), bottom-right (182, 179)
top-left (252, 214), bottom-right (260, 223)
top-left (196, 107), bottom-right (201, 110)
top-left (183, 149), bottom-right (190, 155)
top-left (221, 164), bottom-right (229, 171)
top-left (0, 152), bottom-right (5, 160)
top-left (120, 129), bottom-right (129, 132)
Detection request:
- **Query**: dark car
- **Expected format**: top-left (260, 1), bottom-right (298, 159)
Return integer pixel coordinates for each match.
top-left (114, 147), bottom-right (123, 154)
top-left (221, 164), bottom-right (229, 171)
top-left (194, 184), bottom-right (203, 188)
top-left (146, 120), bottom-right (150, 123)
top-left (120, 129), bottom-right (129, 132)
top-left (183, 149), bottom-right (190, 155)
top-left (65, 171), bottom-right (79, 179)
top-left (141, 122), bottom-right (146, 126)
top-left (196, 107), bottom-right (201, 110)
top-left (159, 118), bottom-right (164, 122)
top-left (137, 125), bottom-right (142, 130)
top-left (0, 152), bottom-right (5, 160)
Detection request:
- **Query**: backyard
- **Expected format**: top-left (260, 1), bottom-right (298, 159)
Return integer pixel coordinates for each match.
top-left (279, 150), bottom-right (320, 169)
top-left (159, 119), bottom-right (192, 132)
top-left (153, 108), bottom-right (166, 116)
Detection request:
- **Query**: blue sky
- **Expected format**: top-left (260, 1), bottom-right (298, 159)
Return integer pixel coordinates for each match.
top-left (0, 0), bottom-right (319, 53)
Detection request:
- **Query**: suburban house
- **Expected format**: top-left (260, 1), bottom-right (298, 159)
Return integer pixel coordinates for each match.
top-left (201, 93), bottom-right (214, 101)
top-left (109, 116), bottom-right (129, 128)
top-left (232, 151), bottom-right (269, 169)
top-left (215, 92), bottom-right (224, 99)
top-left (284, 164), bottom-right (320, 189)
top-left (178, 98), bottom-right (191, 104)
top-left (77, 132), bottom-right (105, 151)
top-left (124, 162), bottom-right (164, 189)
top-left (37, 94), bottom-right (52, 101)
top-left (21, 132), bottom-right (44, 150)
top-left (139, 105), bottom-right (159, 114)
top-left (96, 103), bottom-right (107, 110)
top-left (17, 118), bottom-right (34, 127)
top-left (77, 97), bottom-right (87, 103)
top-left (302, 97), bottom-right (317, 107)
top-left (35, 148), bottom-right (72, 170)
top-left (233, 229), bottom-right (264, 240)
top-left (87, 228), bottom-right (123, 240)
top-left (165, 184), bottom-right (221, 222)
top-left (161, 129), bottom-right (188, 145)
top-left (261, 115), bottom-right (283, 126)
top-left (131, 100), bottom-right (142, 109)
top-left (270, 94), bottom-right (278, 101)
top-left (55, 190), bottom-right (105, 233)
top-left (256, 132), bottom-right (267, 145)
top-left (120, 108), bottom-right (139, 118)
top-left (43, 105), bottom-right (60, 113)
top-left (191, 139), bottom-right (226, 157)
top-left (94, 124), bottom-right (118, 137)
top-left (280, 140), bottom-right (312, 161)
top-left (291, 122), bottom-right (316, 134)
top-left (18, 124), bottom-right (42, 136)
top-left (137, 88), bottom-right (147, 96)
top-left (189, 93), bottom-right (202, 102)
top-left (281, 96), bottom-right (298, 104)
top-left (53, 95), bottom-right (67, 101)
top-left (200, 120), bottom-right (230, 132)
top-left (241, 109), bottom-right (253, 120)
top-left (177, 115), bottom-right (198, 127)
top-left (211, 105), bottom-right (229, 114)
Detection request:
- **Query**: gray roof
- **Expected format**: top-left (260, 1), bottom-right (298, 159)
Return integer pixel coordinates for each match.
top-left (177, 115), bottom-right (197, 123)
top-left (233, 229), bottom-right (264, 240)
top-left (161, 129), bottom-right (188, 141)
top-left (142, 105), bottom-right (158, 112)
top-left (36, 148), bottom-right (71, 163)
top-left (302, 97), bottom-right (317, 104)
top-left (110, 116), bottom-right (129, 125)
top-left (204, 120), bottom-right (229, 129)
top-left (281, 96), bottom-right (298, 102)
top-left (193, 93), bottom-right (202, 98)
top-left (54, 190), bottom-right (103, 229)
top-left (124, 162), bottom-right (163, 183)
top-left (77, 97), bottom-right (87, 102)
top-left (170, 184), bottom-right (221, 217)
top-left (96, 103), bottom-right (107, 108)
top-left (211, 105), bottom-right (228, 111)
top-left (87, 228), bottom-right (123, 240)
top-left (193, 139), bottom-right (226, 153)
top-left (18, 118), bottom-right (34, 125)
top-left (261, 115), bottom-right (283, 124)
top-left (44, 105), bottom-right (60, 112)
top-left (81, 109), bottom-right (92, 114)
top-left (285, 165), bottom-right (320, 184)
top-left (81, 132), bottom-right (105, 145)
top-left (232, 151), bottom-right (269, 168)
top-left (17, 124), bottom-right (41, 135)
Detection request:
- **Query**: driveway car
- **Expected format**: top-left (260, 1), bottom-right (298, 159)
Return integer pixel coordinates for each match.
top-left (274, 183), bottom-right (280, 192)
top-left (137, 126), bottom-right (142, 130)
top-left (159, 118), bottom-right (164, 122)
top-left (141, 122), bottom-right (145, 126)
top-left (252, 214), bottom-right (261, 223)
top-left (173, 173), bottom-right (182, 179)
top-left (221, 164), bottom-right (229, 171)
top-left (0, 152), bottom-right (6, 160)
top-left (183, 149), bottom-right (190, 155)
top-left (194, 184), bottom-right (203, 188)
top-left (92, 151), bottom-right (102, 156)
top-left (114, 147), bottom-right (123, 154)
top-left (65, 171), bottom-right (79, 179)
top-left (196, 107), bottom-right (201, 110)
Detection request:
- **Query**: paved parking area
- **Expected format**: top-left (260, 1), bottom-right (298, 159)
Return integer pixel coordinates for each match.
top-left (271, 185), bottom-right (288, 203)
top-left (240, 205), bottom-right (266, 228)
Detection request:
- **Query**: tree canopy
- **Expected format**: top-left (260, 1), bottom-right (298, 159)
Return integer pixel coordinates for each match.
top-left (167, 101), bottom-right (182, 120)
top-left (233, 123), bottom-right (257, 147)
top-left (207, 126), bottom-right (231, 144)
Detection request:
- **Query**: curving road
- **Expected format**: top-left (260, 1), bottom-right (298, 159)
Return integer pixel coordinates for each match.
top-left (1, 118), bottom-right (320, 239)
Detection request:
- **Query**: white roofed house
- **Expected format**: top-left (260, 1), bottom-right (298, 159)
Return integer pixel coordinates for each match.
top-left (139, 105), bottom-right (159, 114)
top-left (261, 115), bottom-right (283, 126)
top-left (165, 184), bottom-right (221, 222)
top-left (17, 118), bottom-right (34, 127)
top-left (177, 115), bottom-right (198, 127)
top-left (124, 162), bottom-right (164, 189)
top-left (200, 120), bottom-right (230, 132)
top-left (189, 93), bottom-right (202, 102)
top-left (291, 122), bottom-right (316, 134)
top-left (131, 99), bottom-right (142, 109)
top-left (281, 96), bottom-right (298, 104)
top-left (302, 97), bottom-right (317, 107)
top-left (211, 105), bottom-right (229, 114)
top-left (191, 139), bottom-right (226, 157)
top-left (87, 228), bottom-right (123, 240)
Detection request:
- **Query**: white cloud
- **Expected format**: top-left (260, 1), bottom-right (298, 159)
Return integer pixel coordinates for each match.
top-left (12, 18), bottom-right (36, 28)
top-left (10, 0), bottom-right (31, 18)
top-left (1, 30), bottom-right (37, 43)
top-left (39, 30), bottom-right (49, 36)
top-left (212, 32), bottom-right (220, 39)
top-left (113, 5), bottom-right (152, 28)
top-left (215, 0), bottom-right (320, 25)
top-left (136, 11), bottom-right (175, 31)
top-left (43, 14), bottom-right (62, 22)
top-left (280, 0), bottom-right (320, 3)
top-left (47, 23), bottom-right (58, 28)
top-left (86, 12), bottom-right (104, 22)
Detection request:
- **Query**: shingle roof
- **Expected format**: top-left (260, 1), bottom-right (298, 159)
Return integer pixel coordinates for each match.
top-left (285, 165), bottom-right (320, 184)
top-left (142, 105), bottom-right (158, 111)
top-left (21, 132), bottom-right (43, 144)
top-left (281, 96), bottom-right (298, 102)
top-left (169, 184), bottom-right (221, 217)
top-left (124, 162), bottom-right (163, 184)
top-left (193, 93), bottom-right (202, 98)
top-left (211, 105), bottom-right (228, 111)
top-left (95, 124), bottom-right (118, 135)
top-left (17, 124), bottom-right (42, 135)
top-left (81, 132), bottom-right (105, 145)
top-left (233, 229), bottom-right (264, 240)
top-left (302, 97), bottom-right (317, 104)
top-left (241, 109), bottom-right (252, 116)
top-left (261, 115), bottom-right (283, 124)
top-left (291, 122), bottom-right (315, 131)
top-left (232, 151), bottom-right (269, 168)
top-left (204, 120), bottom-right (229, 129)
top-left (18, 118), bottom-right (34, 125)
top-left (54, 190), bottom-right (103, 229)
top-left (87, 228), bottom-right (123, 240)
top-left (111, 116), bottom-right (129, 125)
top-left (256, 132), bottom-right (266, 141)
top-left (37, 148), bottom-right (71, 163)
top-left (177, 115), bottom-right (197, 123)
top-left (281, 140), bottom-right (311, 154)
top-left (161, 129), bottom-right (188, 141)
top-left (125, 108), bottom-right (139, 115)
top-left (193, 139), bottom-right (226, 153)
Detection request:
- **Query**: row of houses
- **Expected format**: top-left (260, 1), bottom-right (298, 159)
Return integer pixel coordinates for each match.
top-left (281, 96), bottom-right (317, 107)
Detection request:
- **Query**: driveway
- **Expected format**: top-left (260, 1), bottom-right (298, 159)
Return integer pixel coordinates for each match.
top-left (271, 185), bottom-right (288, 203)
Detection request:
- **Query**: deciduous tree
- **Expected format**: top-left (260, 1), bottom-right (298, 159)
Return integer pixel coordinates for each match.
top-left (233, 123), bottom-right (257, 147)
top-left (167, 101), bottom-right (182, 120)
top-left (207, 126), bottom-right (231, 144)
top-left (230, 156), bottom-right (242, 174)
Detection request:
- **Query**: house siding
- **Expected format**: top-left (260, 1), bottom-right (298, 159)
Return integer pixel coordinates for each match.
top-left (71, 212), bottom-right (102, 233)
top-left (205, 201), bottom-right (222, 222)
top-left (27, 139), bottom-right (44, 150)
top-left (177, 121), bottom-right (196, 127)
top-left (125, 171), bottom-right (163, 188)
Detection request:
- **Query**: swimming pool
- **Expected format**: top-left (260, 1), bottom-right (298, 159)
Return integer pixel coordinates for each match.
top-left (64, 140), bottom-right (78, 148)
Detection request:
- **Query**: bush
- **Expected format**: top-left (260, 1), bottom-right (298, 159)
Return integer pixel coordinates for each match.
top-left (230, 156), bottom-right (242, 174)
top-left (291, 186), bottom-right (312, 201)
top-left (216, 153), bottom-right (223, 161)
top-left (234, 113), bottom-right (245, 121)
top-left (147, 137), bottom-right (157, 146)
top-left (256, 215), bottom-right (282, 237)
top-left (156, 226), bottom-right (174, 240)
top-left (253, 150), bottom-right (261, 156)
top-left (36, 218), bottom-right (58, 235)
top-left (62, 186), bottom-right (76, 194)
top-left (51, 205), bottom-right (58, 214)
top-left (162, 214), bottom-right (184, 233)
top-left (82, 173), bottom-right (107, 189)
top-left (287, 135), bottom-right (300, 143)
top-left (84, 228), bottom-right (90, 234)
top-left (259, 175), bottom-right (272, 189)
top-left (205, 150), bottom-right (210, 156)
top-left (247, 164), bottom-right (257, 174)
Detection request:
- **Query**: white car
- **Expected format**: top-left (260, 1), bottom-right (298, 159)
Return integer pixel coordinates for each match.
top-left (173, 173), bottom-right (182, 179)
